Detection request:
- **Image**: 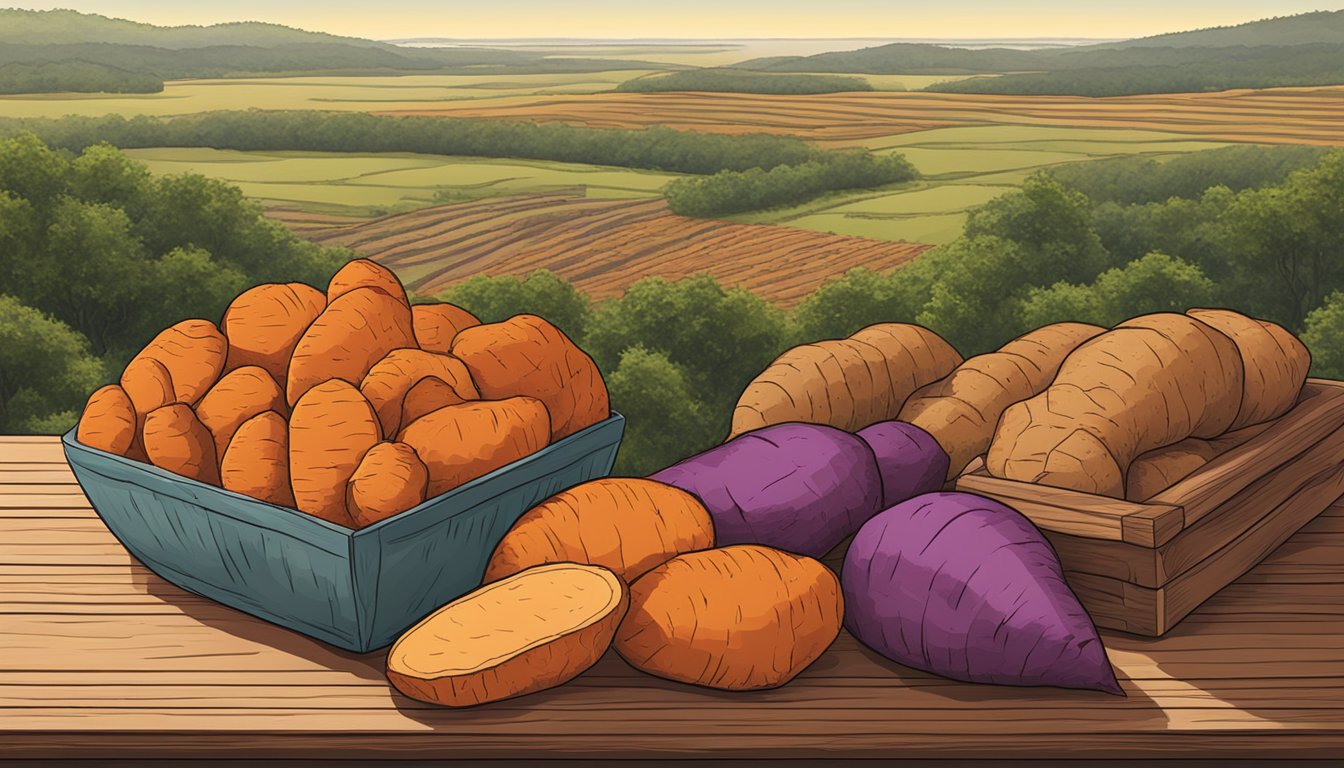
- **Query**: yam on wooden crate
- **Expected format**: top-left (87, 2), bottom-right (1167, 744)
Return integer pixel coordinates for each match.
top-left (1187, 308), bottom-right (1310, 428)
top-left (359, 349), bottom-right (479, 436)
top-left (129, 319), bottom-right (228, 406)
top-left (289, 379), bottom-right (382, 526)
top-left (614, 545), bottom-right (842, 691)
top-left (844, 492), bottom-right (1120, 693)
top-left (452, 314), bottom-right (608, 441)
top-left (987, 313), bottom-right (1245, 497)
top-left (728, 322), bottom-right (961, 439)
top-left (194, 365), bottom-right (287, 460)
top-left (398, 397), bottom-right (550, 497)
top-left (485, 478), bottom-right (714, 583)
top-left (327, 258), bottom-right (409, 307)
top-left (900, 322), bottom-right (1105, 479)
top-left (143, 403), bottom-right (219, 486)
top-left (286, 286), bottom-right (417, 406)
top-left (347, 442), bottom-right (428, 527)
top-left (412, 303), bottom-right (480, 354)
top-left (387, 563), bottom-right (628, 707)
top-left (220, 410), bottom-right (293, 507)
top-left (76, 385), bottom-right (137, 457)
top-left (220, 282), bottom-right (326, 384)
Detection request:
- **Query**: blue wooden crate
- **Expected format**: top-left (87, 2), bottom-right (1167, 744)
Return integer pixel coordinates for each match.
top-left (62, 413), bottom-right (624, 653)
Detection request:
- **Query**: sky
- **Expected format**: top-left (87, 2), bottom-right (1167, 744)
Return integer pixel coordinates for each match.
top-left (12, 1), bottom-right (1343, 40)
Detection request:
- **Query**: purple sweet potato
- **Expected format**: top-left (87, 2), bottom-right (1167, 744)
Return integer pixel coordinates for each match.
top-left (842, 491), bottom-right (1121, 694)
top-left (856, 421), bottom-right (949, 508)
top-left (650, 423), bottom-right (882, 558)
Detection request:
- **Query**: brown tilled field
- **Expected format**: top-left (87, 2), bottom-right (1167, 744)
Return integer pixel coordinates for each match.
top-left (382, 86), bottom-right (1344, 146)
top-left (272, 194), bottom-right (932, 306)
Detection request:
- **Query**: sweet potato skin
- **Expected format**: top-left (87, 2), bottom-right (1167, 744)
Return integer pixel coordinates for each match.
top-left (387, 563), bottom-right (627, 707)
top-left (130, 319), bottom-right (228, 406)
top-left (397, 397), bottom-right (550, 496)
top-left (142, 403), bottom-right (219, 486)
top-left (76, 385), bottom-right (137, 457)
top-left (194, 365), bottom-right (287, 461)
top-left (452, 314), bottom-right (608, 440)
top-left (326, 258), bottom-right (409, 307)
top-left (412, 303), bottom-right (480, 354)
top-left (288, 379), bottom-right (382, 527)
top-left (359, 348), bottom-right (479, 437)
top-left (286, 286), bottom-right (417, 406)
top-left (347, 441), bottom-right (428, 527)
top-left (221, 282), bottom-right (325, 384)
top-left (484, 478), bottom-right (714, 583)
top-left (614, 545), bottom-right (842, 691)
top-left (220, 410), bottom-right (294, 507)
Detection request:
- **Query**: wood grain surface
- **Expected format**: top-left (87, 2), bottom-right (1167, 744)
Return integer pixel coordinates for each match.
top-left (2, 436), bottom-right (1343, 760)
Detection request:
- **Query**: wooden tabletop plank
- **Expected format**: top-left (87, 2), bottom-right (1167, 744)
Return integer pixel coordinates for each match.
top-left (1, 436), bottom-right (1342, 760)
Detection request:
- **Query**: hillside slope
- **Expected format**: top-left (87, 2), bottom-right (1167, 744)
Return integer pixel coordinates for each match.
top-left (274, 194), bottom-right (932, 306)
top-left (1089, 10), bottom-right (1344, 49)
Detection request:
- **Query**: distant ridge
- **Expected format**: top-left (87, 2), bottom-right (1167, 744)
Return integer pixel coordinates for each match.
top-left (1086, 9), bottom-right (1344, 49)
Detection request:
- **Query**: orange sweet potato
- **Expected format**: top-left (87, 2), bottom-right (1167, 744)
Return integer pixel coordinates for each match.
top-left (387, 563), bottom-right (627, 707)
top-left (129, 319), bottom-right (228, 406)
top-left (412, 303), bottom-right (480, 354)
top-left (220, 411), bottom-right (294, 507)
top-left (194, 365), bottom-right (287, 460)
top-left (347, 442), bottom-right (429, 528)
top-left (484, 478), bottom-right (715, 583)
top-left (286, 286), bottom-right (417, 406)
top-left (289, 380), bottom-right (382, 526)
top-left (359, 349), bottom-right (479, 437)
top-left (614, 545), bottom-right (843, 690)
top-left (397, 397), bottom-right (550, 496)
top-left (452, 314), bottom-right (608, 440)
top-left (76, 385), bottom-right (137, 457)
top-left (220, 282), bottom-right (326, 384)
top-left (326, 259), bottom-right (409, 307)
top-left (399, 377), bottom-right (461, 430)
top-left (143, 403), bottom-right (219, 486)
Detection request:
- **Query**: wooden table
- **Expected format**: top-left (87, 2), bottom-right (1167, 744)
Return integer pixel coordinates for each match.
top-left (3, 435), bottom-right (1343, 761)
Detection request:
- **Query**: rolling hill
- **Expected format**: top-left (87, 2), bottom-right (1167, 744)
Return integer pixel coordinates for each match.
top-left (1089, 9), bottom-right (1344, 49)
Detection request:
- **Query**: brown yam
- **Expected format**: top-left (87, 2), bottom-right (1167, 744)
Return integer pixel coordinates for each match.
top-left (347, 442), bottom-right (429, 528)
top-left (359, 349), bottom-right (479, 437)
top-left (899, 322), bottom-right (1105, 478)
top-left (194, 366), bottom-right (287, 460)
top-left (452, 314), bottom-right (608, 440)
top-left (326, 258), bottom-right (409, 306)
top-left (397, 397), bottom-right (550, 496)
top-left (129, 319), bottom-right (227, 406)
top-left (142, 404), bottom-right (219, 486)
top-left (729, 323), bottom-right (961, 439)
top-left (220, 282), bottom-right (325, 384)
top-left (289, 380), bottom-right (382, 527)
top-left (386, 563), bottom-right (627, 707)
top-left (76, 385), bottom-right (137, 457)
top-left (1187, 308), bottom-right (1310, 428)
top-left (484, 478), bottom-right (715, 583)
top-left (412, 303), bottom-right (480, 354)
top-left (286, 286), bottom-right (417, 406)
top-left (613, 545), bottom-right (842, 691)
top-left (986, 313), bottom-right (1245, 497)
top-left (220, 411), bottom-right (294, 507)
top-left (1125, 438), bottom-right (1220, 501)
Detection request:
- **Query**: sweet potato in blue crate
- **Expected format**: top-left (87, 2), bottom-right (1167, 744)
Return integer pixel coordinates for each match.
top-left (68, 258), bottom-right (621, 651)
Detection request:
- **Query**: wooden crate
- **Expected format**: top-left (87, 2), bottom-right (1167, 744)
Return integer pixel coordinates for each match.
top-left (954, 378), bottom-right (1344, 636)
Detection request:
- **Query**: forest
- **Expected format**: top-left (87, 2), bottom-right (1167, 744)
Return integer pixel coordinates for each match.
top-left (617, 70), bottom-right (872, 94)
top-left (4, 136), bottom-right (1343, 476)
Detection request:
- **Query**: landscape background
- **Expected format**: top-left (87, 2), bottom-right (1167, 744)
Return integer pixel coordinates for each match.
top-left (3, 4), bottom-right (1344, 474)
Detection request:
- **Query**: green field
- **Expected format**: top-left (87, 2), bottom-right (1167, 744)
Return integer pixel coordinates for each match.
top-left (732, 125), bottom-right (1237, 243)
top-left (125, 147), bottom-right (678, 215)
top-left (0, 71), bottom-right (658, 118)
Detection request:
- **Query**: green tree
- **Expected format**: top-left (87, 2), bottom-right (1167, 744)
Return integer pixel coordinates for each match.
top-left (791, 266), bottom-right (925, 342)
top-left (606, 347), bottom-right (719, 476)
top-left (1021, 252), bottom-right (1216, 328)
top-left (963, 173), bottom-right (1109, 285)
top-left (0, 295), bottom-right (104, 433)
top-left (434, 269), bottom-right (592, 341)
top-left (0, 131), bottom-right (67, 205)
top-left (1303, 292), bottom-right (1344, 379)
top-left (913, 236), bottom-right (1026, 354)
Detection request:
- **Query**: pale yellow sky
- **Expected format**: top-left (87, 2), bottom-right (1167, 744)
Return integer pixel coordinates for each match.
top-left (14, 1), bottom-right (1341, 40)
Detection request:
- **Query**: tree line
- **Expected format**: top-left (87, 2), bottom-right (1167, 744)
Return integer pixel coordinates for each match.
top-left (618, 70), bottom-right (872, 95)
top-left (664, 151), bottom-right (917, 216)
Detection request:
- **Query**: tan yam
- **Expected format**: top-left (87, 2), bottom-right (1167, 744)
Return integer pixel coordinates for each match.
top-left (614, 545), bottom-right (842, 691)
top-left (484, 478), bottom-right (714, 583)
top-left (1187, 308), bottom-right (1310, 428)
top-left (387, 563), bottom-right (627, 708)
